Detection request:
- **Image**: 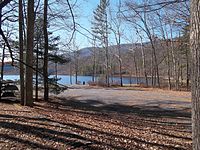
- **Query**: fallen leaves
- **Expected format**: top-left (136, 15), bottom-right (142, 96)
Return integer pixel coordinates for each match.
top-left (0, 97), bottom-right (192, 150)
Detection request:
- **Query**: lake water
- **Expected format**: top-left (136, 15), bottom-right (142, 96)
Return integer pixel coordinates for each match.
top-left (3, 75), bottom-right (147, 85)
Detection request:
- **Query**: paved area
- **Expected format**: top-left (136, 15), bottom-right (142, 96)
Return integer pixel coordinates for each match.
top-left (58, 85), bottom-right (191, 111)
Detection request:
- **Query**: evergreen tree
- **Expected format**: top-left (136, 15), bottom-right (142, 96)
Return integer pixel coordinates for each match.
top-left (92, 0), bottom-right (110, 86)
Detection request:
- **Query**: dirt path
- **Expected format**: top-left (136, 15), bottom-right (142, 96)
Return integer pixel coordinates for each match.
top-left (0, 86), bottom-right (192, 150)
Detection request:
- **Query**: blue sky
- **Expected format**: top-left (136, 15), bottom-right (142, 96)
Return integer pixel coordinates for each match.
top-left (51, 0), bottom-right (140, 50)
top-left (69, 0), bottom-right (134, 49)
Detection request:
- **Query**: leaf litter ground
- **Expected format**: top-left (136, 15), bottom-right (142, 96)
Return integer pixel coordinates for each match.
top-left (0, 86), bottom-right (192, 149)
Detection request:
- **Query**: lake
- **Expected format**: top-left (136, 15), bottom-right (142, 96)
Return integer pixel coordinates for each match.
top-left (3, 75), bottom-right (147, 85)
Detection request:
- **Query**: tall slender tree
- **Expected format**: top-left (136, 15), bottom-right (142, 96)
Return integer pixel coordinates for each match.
top-left (43, 0), bottom-right (49, 101)
top-left (92, 0), bottom-right (110, 86)
top-left (0, 44), bottom-right (5, 100)
top-left (110, 0), bottom-right (123, 87)
top-left (19, 0), bottom-right (24, 105)
top-left (25, 0), bottom-right (34, 106)
top-left (190, 0), bottom-right (200, 149)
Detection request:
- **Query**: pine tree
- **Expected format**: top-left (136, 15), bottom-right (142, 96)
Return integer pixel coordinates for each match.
top-left (92, 0), bottom-right (110, 86)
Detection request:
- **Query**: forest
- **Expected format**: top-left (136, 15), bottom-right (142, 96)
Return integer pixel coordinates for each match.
top-left (0, 0), bottom-right (200, 149)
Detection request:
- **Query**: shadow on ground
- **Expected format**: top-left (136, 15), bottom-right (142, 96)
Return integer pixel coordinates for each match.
top-left (0, 96), bottom-right (192, 150)
top-left (47, 97), bottom-right (191, 119)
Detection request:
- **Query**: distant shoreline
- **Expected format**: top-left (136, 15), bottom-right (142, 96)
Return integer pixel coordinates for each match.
top-left (3, 74), bottom-right (149, 78)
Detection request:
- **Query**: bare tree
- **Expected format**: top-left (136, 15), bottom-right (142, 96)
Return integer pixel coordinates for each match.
top-left (135, 28), bottom-right (148, 87)
top-left (109, 0), bottom-right (124, 87)
top-left (124, 1), bottom-right (160, 87)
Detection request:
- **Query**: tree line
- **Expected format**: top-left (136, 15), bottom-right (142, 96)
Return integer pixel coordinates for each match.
top-left (80, 0), bottom-right (190, 90)
top-left (0, 0), bottom-right (72, 105)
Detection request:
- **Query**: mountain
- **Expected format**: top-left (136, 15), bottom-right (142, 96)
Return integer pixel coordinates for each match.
top-left (1, 42), bottom-right (150, 75)
top-left (78, 43), bottom-right (140, 57)
top-left (78, 47), bottom-right (93, 57)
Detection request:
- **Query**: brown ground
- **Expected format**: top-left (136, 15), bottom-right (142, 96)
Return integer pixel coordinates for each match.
top-left (0, 86), bottom-right (192, 150)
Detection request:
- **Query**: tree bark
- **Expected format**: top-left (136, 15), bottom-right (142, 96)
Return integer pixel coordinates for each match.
top-left (140, 38), bottom-right (148, 87)
top-left (19, 0), bottom-right (24, 105)
top-left (133, 53), bottom-right (139, 84)
top-left (0, 1), bottom-right (3, 101)
top-left (186, 49), bottom-right (190, 91)
top-left (105, 14), bottom-right (110, 87)
top-left (75, 52), bottom-right (78, 84)
top-left (35, 36), bottom-right (39, 101)
top-left (69, 62), bottom-right (72, 84)
top-left (43, 0), bottom-right (49, 101)
top-left (0, 44), bottom-right (5, 101)
top-left (25, 0), bottom-right (34, 106)
top-left (92, 47), bottom-right (96, 82)
top-left (190, 1), bottom-right (200, 149)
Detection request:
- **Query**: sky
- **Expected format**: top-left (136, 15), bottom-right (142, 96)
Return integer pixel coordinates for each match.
top-left (73, 0), bottom-right (100, 48)
top-left (63, 0), bottom-right (134, 49)
top-left (1, 0), bottom-right (185, 62)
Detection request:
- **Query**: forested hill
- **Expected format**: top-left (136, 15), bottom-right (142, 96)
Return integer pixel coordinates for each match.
top-left (1, 40), bottom-right (179, 76)
top-left (1, 43), bottom-right (139, 75)
top-left (78, 43), bottom-right (139, 57)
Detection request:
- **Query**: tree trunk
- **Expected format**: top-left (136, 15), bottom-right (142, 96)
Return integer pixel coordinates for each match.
top-left (151, 54), bottom-right (154, 87)
top-left (133, 54), bottom-right (139, 84)
top-left (75, 52), bottom-right (78, 84)
top-left (176, 58), bottom-right (180, 90)
top-left (25, 0), bottom-right (34, 106)
top-left (190, 1), bottom-right (200, 149)
top-left (129, 68), bottom-right (132, 86)
top-left (55, 59), bottom-right (58, 86)
top-left (159, 18), bottom-right (171, 90)
top-left (92, 48), bottom-right (96, 82)
top-left (43, 0), bottom-right (49, 101)
top-left (35, 37), bottom-right (39, 101)
top-left (186, 49), bottom-right (190, 91)
top-left (0, 44), bottom-right (5, 101)
top-left (170, 24), bottom-right (179, 90)
top-left (165, 39), bottom-right (172, 90)
top-left (105, 13), bottom-right (110, 87)
top-left (140, 41), bottom-right (148, 87)
top-left (91, 39), bottom-right (96, 82)
top-left (167, 51), bottom-right (172, 90)
top-left (69, 62), bottom-right (72, 84)
top-left (19, 0), bottom-right (24, 104)
top-left (105, 46), bottom-right (110, 87)
top-left (143, 12), bottom-right (160, 88)
top-left (117, 29), bottom-right (123, 87)
top-left (0, 2), bottom-right (3, 101)
top-left (119, 58), bottom-right (123, 87)
top-left (150, 40), bottom-right (160, 88)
